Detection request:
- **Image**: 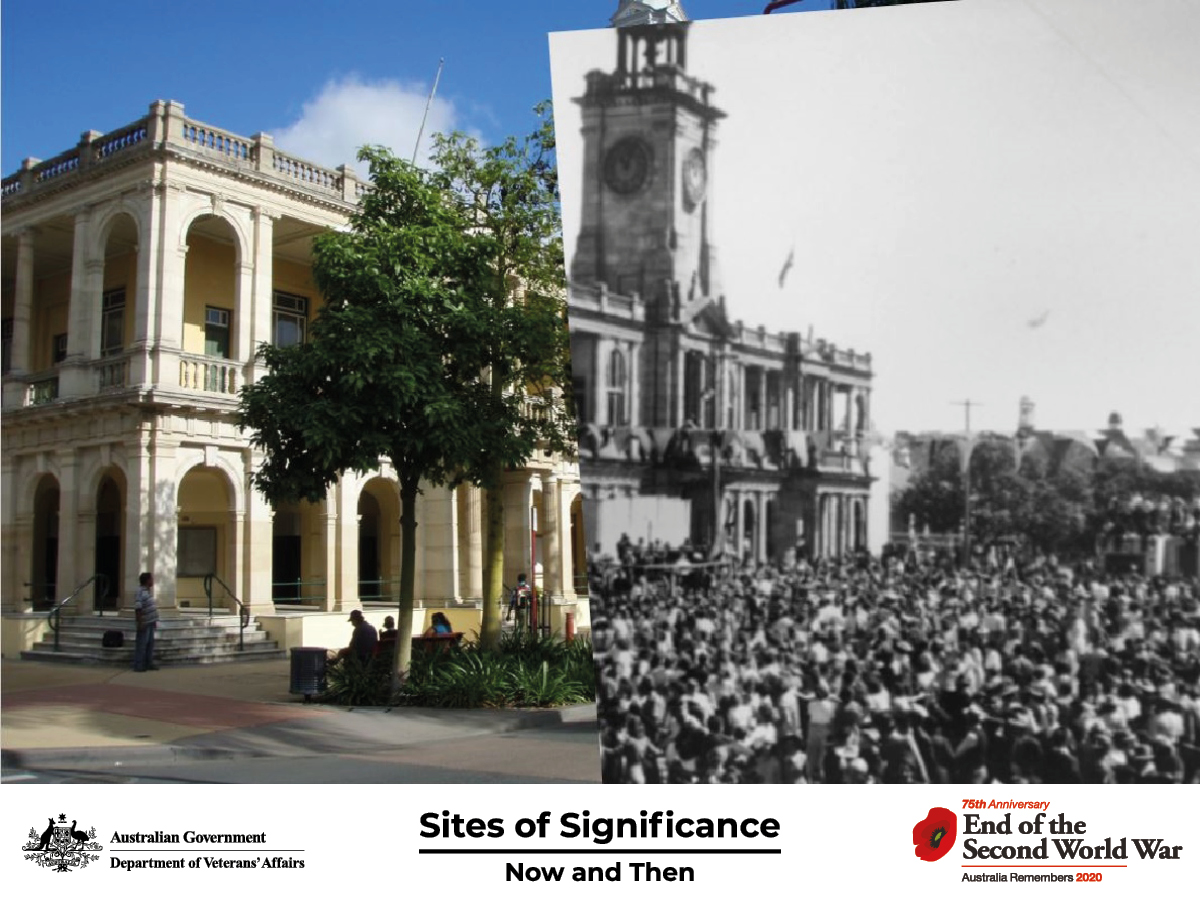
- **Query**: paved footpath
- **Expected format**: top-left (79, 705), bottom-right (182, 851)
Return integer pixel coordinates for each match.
top-left (1, 659), bottom-right (600, 782)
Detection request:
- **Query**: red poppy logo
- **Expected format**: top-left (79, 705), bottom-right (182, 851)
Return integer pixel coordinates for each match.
top-left (912, 807), bottom-right (957, 862)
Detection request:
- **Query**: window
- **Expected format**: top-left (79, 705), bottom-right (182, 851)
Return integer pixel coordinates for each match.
top-left (52, 333), bottom-right (68, 364)
top-left (273, 291), bottom-right (308, 347)
top-left (204, 306), bottom-right (231, 358)
top-left (177, 527), bottom-right (218, 577)
top-left (606, 347), bottom-right (628, 426)
top-left (1, 318), bottom-right (12, 374)
top-left (101, 288), bottom-right (125, 357)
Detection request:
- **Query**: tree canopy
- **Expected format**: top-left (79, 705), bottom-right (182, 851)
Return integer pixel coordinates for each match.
top-left (238, 103), bottom-right (576, 673)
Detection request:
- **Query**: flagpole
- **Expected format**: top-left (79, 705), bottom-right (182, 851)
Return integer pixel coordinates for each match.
top-left (412, 58), bottom-right (445, 165)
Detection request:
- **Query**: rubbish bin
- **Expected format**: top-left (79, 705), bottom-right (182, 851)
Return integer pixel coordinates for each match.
top-left (289, 647), bottom-right (327, 700)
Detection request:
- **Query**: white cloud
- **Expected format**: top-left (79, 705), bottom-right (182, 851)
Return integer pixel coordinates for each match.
top-left (271, 74), bottom-right (468, 176)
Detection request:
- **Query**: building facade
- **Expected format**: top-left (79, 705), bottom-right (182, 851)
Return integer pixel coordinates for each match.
top-left (1, 101), bottom-right (587, 653)
top-left (565, 23), bottom-right (875, 565)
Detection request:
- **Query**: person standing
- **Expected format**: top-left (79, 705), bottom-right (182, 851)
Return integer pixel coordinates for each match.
top-left (133, 572), bottom-right (159, 672)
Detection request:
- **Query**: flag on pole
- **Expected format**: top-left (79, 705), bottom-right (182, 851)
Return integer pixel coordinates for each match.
top-left (778, 245), bottom-right (795, 289)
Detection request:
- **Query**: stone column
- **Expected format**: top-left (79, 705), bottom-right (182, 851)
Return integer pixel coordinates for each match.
top-left (415, 485), bottom-right (457, 605)
top-left (60, 210), bottom-right (99, 399)
top-left (124, 425), bottom-right (153, 609)
top-left (77, 488), bottom-right (98, 611)
top-left (733, 489), bottom-right (744, 561)
top-left (54, 450), bottom-right (80, 606)
top-left (149, 435), bottom-right (179, 609)
top-left (503, 475), bottom-right (534, 589)
top-left (0, 456), bottom-right (18, 610)
top-left (464, 485), bottom-right (484, 601)
top-left (228, 507), bottom-right (245, 610)
top-left (594, 336), bottom-right (610, 427)
top-left (3, 229), bottom-right (35, 408)
top-left (560, 485), bottom-right (578, 603)
top-left (756, 368), bottom-right (766, 431)
top-left (732, 362), bottom-right (743, 430)
top-left (13, 512), bottom-right (33, 611)
top-left (336, 478), bottom-right (359, 607)
top-left (540, 473), bottom-right (562, 600)
top-left (627, 340), bottom-right (640, 429)
top-left (675, 346), bottom-right (687, 427)
top-left (154, 185), bottom-right (189, 352)
top-left (244, 452), bottom-right (275, 612)
top-left (756, 490), bottom-right (769, 565)
top-left (784, 378), bottom-right (796, 432)
top-left (248, 207), bottom-right (275, 384)
top-left (128, 190), bottom-right (158, 388)
top-left (233, 261), bottom-right (255, 365)
top-left (322, 485), bottom-right (339, 611)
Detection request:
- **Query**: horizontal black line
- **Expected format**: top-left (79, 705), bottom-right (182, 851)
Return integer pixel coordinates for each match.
top-left (109, 849), bottom-right (304, 853)
top-left (418, 848), bottom-right (780, 855)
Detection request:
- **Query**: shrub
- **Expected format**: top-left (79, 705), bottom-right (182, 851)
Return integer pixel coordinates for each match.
top-left (321, 654), bottom-right (392, 706)
top-left (393, 635), bottom-right (596, 709)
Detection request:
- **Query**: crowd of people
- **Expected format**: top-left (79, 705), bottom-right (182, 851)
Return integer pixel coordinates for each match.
top-left (591, 539), bottom-right (1200, 784)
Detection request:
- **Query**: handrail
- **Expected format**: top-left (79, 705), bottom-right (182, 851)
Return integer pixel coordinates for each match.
top-left (358, 576), bottom-right (402, 604)
top-left (48, 574), bottom-right (108, 652)
top-left (271, 576), bottom-right (327, 606)
top-left (202, 573), bottom-right (250, 651)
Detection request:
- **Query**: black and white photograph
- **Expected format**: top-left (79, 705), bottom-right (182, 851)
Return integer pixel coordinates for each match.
top-left (550, 0), bottom-right (1200, 784)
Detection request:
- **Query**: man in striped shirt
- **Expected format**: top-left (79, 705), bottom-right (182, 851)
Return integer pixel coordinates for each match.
top-left (133, 571), bottom-right (160, 672)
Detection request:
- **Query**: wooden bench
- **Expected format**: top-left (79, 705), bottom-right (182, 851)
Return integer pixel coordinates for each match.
top-left (411, 632), bottom-right (464, 654)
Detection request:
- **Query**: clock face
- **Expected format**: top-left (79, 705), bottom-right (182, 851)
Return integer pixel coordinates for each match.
top-left (682, 147), bottom-right (707, 209)
top-left (604, 137), bottom-right (652, 195)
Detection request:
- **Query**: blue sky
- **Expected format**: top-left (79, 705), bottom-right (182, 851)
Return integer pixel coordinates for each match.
top-left (1, 0), bottom-right (840, 175)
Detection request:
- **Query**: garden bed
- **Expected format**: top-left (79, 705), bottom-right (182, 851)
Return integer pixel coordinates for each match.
top-left (319, 632), bottom-right (595, 708)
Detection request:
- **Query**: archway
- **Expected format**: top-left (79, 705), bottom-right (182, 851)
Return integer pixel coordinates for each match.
top-left (94, 473), bottom-right (124, 610)
top-left (177, 466), bottom-right (233, 607)
top-left (182, 215), bottom-right (241, 393)
top-left (32, 475), bottom-right (60, 609)
top-left (358, 478), bottom-right (399, 603)
top-left (98, 212), bottom-right (138, 368)
top-left (271, 497), bottom-right (327, 606)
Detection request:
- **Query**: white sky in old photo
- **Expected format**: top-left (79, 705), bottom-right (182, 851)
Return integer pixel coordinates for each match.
top-left (550, 0), bottom-right (1200, 439)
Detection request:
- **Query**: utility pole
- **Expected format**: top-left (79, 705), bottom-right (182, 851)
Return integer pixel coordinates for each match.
top-left (952, 399), bottom-right (981, 567)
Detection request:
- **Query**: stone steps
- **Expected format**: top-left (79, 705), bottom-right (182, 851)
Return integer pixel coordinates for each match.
top-left (20, 613), bottom-right (287, 667)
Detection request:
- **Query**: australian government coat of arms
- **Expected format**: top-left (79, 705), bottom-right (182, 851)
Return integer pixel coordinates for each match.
top-left (23, 814), bottom-right (103, 873)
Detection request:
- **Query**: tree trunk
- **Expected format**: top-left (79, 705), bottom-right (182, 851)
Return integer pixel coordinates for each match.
top-left (393, 476), bottom-right (419, 691)
top-left (479, 465), bottom-right (506, 651)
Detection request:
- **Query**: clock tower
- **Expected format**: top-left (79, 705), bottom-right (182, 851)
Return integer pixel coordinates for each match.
top-left (571, 22), bottom-right (725, 324)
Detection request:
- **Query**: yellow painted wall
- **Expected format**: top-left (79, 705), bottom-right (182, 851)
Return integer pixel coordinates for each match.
top-left (273, 257), bottom-right (322, 313)
top-left (182, 235), bottom-right (237, 355)
top-left (32, 271), bottom-right (70, 371)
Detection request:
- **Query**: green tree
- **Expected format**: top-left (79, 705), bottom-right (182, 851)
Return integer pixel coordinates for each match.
top-left (897, 439), bottom-right (965, 534)
top-left (428, 102), bottom-right (576, 650)
top-left (238, 145), bottom-right (485, 686)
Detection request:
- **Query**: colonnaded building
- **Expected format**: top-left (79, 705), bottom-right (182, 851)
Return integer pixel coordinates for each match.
top-left (0, 101), bottom-right (587, 659)
top-left (565, 19), bottom-right (877, 564)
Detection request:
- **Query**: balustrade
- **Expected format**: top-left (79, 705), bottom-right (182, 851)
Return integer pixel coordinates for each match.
top-left (95, 354), bottom-right (130, 390)
top-left (271, 150), bottom-right (343, 194)
top-left (94, 122), bottom-right (149, 160)
top-left (180, 122), bottom-right (252, 161)
top-left (178, 354), bottom-right (238, 395)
